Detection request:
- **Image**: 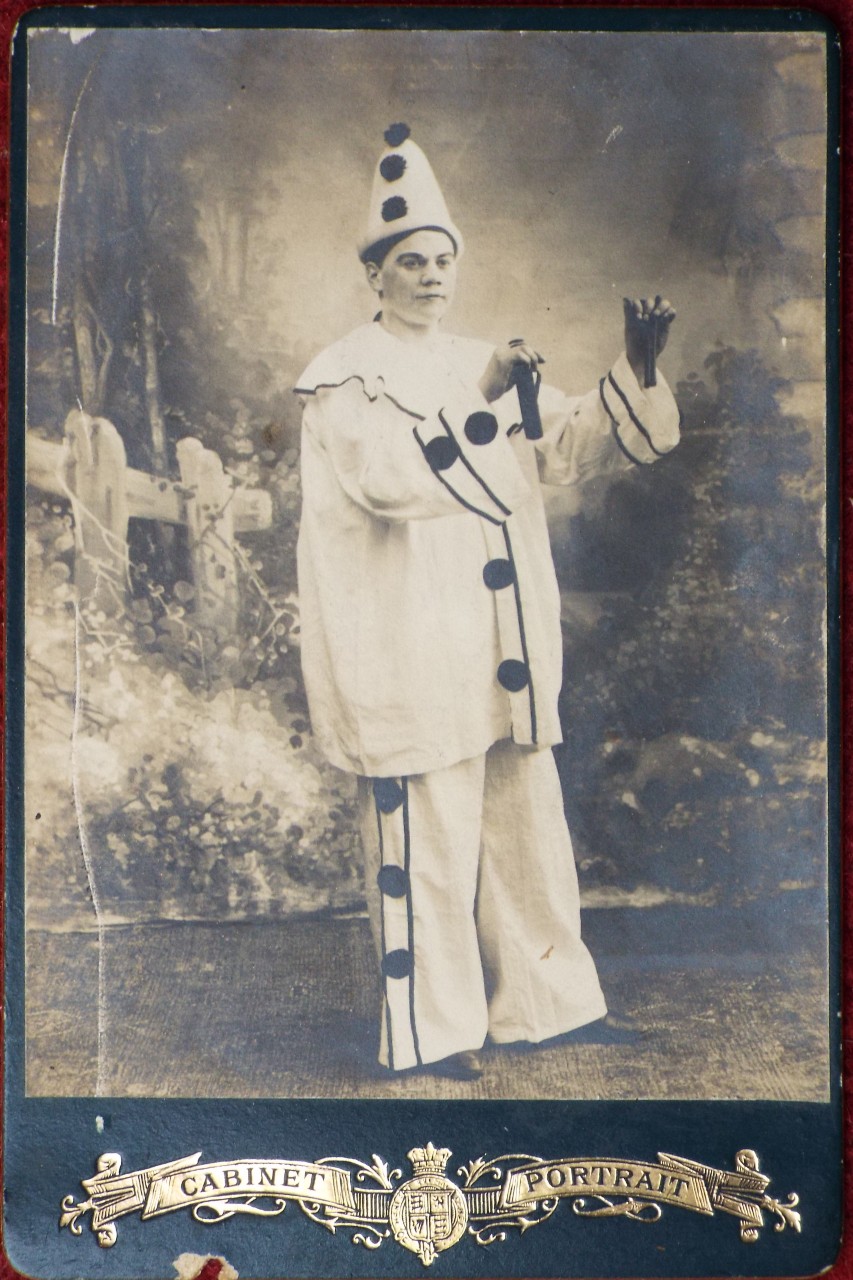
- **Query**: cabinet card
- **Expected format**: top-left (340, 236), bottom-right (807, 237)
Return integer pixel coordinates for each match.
top-left (5, 7), bottom-right (841, 1279)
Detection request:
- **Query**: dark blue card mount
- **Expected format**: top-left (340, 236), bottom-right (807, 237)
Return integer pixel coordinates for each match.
top-left (5, 1099), bottom-right (841, 1277)
top-left (5, 6), bottom-right (841, 1279)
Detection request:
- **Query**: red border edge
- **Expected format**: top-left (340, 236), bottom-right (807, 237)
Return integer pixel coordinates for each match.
top-left (0, 3), bottom-right (847, 1280)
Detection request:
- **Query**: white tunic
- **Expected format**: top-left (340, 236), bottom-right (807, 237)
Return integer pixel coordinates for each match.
top-left (295, 321), bottom-right (680, 778)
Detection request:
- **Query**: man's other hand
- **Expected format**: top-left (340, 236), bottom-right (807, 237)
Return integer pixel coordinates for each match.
top-left (624, 296), bottom-right (676, 386)
top-left (479, 339), bottom-right (543, 404)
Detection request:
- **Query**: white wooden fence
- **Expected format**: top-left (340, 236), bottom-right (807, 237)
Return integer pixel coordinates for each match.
top-left (27, 409), bottom-right (272, 629)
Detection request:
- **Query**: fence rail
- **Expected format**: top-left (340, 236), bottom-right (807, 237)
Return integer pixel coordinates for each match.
top-left (27, 410), bottom-right (273, 630)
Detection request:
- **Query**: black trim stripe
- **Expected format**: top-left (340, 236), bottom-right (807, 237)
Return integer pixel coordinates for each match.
top-left (599, 378), bottom-right (645, 467)
top-left (607, 371), bottom-right (667, 457)
top-left (402, 780), bottom-right (422, 1067)
top-left (412, 426), bottom-right (503, 525)
top-left (438, 410), bottom-right (512, 517)
top-left (502, 523), bottom-right (538, 744)
top-left (294, 375), bottom-right (427, 421)
top-left (374, 797), bottom-right (394, 1071)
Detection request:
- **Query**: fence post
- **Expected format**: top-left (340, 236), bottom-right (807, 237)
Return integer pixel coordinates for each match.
top-left (64, 409), bottom-right (130, 615)
top-left (176, 437), bottom-right (239, 632)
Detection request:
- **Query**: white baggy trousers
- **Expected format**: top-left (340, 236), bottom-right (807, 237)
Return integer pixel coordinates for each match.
top-left (357, 739), bottom-right (607, 1071)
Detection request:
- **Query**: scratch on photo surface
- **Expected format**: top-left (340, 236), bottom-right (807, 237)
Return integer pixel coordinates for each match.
top-left (71, 601), bottom-right (109, 1094)
top-left (52, 57), bottom-right (97, 325)
top-left (602, 125), bottom-right (623, 152)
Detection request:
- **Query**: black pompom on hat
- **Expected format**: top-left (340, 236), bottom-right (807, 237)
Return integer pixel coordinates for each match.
top-left (381, 195), bottom-right (408, 223)
top-left (379, 153), bottom-right (407, 182)
top-left (384, 122), bottom-right (411, 147)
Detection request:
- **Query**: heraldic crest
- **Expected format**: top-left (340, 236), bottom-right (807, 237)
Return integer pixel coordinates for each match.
top-left (389, 1144), bottom-right (469, 1265)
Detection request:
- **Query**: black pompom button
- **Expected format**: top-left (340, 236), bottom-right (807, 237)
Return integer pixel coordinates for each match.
top-left (382, 948), bottom-right (414, 980)
top-left (380, 154), bottom-right (407, 182)
top-left (483, 558), bottom-right (514, 590)
top-left (497, 659), bottom-right (529, 692)
top-left (464, 411), bottom-right (498, 445)
top-left (377, 865), bottom-right (408, 898)
top-left (384, 123), bottom-right (411, 147)
top-left (382, 195), bottom-right (408, 222)
top-left (423, 436), bottom-right (460, 472)
top-left (373, 777), bottom-right (405, 813)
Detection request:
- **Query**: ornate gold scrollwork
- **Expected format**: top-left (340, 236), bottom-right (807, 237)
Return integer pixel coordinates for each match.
top-left (59, 1144), bottom-right (801, 1263)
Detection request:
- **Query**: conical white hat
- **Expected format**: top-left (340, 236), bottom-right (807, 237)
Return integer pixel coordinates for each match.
top-left (358, 124), bottom-right (464, 263)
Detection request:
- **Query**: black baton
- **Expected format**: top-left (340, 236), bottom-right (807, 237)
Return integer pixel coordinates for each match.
top-left (514, 365), bottom-right (543, 440)
top-left (508, 339), bottom-right (543, 440)
top-left (645, 315), bottom-right (658, 389)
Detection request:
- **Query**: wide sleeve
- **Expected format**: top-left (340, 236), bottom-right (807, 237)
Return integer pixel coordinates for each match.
top-left (301, 377), bottom-right (532, 525)
top-left (534, 351), bottom-right (681, 487)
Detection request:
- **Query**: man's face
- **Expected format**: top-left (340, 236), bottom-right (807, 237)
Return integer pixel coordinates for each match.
top-left (366, 229), bottom-right (457, 336)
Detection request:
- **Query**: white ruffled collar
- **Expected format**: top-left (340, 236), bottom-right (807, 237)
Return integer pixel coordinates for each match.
top-left (295, 321), bottom-right (493, 420)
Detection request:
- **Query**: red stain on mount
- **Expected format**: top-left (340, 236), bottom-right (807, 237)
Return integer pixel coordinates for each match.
top-left (191, 1260), bottom-right (223, 1280)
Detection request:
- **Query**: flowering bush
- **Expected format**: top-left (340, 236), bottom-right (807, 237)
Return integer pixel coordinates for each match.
top-left (25, 479), bottom-right (363, 928)
top-left (79, 651), bottom-right (362, 921)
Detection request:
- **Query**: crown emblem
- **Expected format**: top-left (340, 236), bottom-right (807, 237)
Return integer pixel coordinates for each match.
top-left (391, 1145), bottom-right (468, 1265)
top-left (407, 1144), bottom-right (452, 1176)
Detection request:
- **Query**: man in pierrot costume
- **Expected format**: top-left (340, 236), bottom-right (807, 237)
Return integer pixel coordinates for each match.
top-left (295, 124), bottom-right (679, 1081)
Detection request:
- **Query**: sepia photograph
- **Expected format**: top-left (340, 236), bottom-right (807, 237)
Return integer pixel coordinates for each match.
top-left (20, 21), bottom-right (831, 1106)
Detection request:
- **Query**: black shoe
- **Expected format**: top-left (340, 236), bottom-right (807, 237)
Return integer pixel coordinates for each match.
top-left (569, 1012), bottom-right (648, 1045)
top-left (426, 1051), bottom-right (484, 1080)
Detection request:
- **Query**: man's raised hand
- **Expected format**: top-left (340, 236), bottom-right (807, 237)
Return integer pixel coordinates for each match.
top-left (479, 339), bottom-right (543, 404)
top-left (624, 295), bottom-right (676, 388)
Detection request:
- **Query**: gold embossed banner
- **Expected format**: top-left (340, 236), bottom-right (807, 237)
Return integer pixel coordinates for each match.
top-left (61, 1145), bottom-right (801, 1260)
top-left (143, 1158), bottom-right (355, 1218)
top-left (501, 1159), bottom-right (713, 1214)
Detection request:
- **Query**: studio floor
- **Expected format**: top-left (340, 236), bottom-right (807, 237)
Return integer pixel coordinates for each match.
top-left (24, 908), bottom-right (829, 1101)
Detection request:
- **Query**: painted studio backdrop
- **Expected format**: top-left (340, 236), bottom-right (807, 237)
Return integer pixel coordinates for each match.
top-left (22, 27), bottom-right (829, 1098)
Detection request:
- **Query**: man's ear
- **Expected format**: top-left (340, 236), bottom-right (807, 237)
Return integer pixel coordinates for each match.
top-left (364, 261), bottom-right (383, 297)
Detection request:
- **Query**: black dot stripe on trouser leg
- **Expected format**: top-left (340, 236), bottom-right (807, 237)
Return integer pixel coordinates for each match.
top-left (374, 796), bottom-right (395, 1070)
top-left (374, 776), bottom-right (405, 813)
top-left (402, 779), bottom-right (422, 1066)
top-left (377, 864), bottom-right (408, 897)
top-left (374, 777), bottom-right (420, 1068)
top-left (382, 949), bottom-right (414, 980)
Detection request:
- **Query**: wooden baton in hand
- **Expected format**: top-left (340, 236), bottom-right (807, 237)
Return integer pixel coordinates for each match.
top-left (645, 314), bottom-right (658, 389)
